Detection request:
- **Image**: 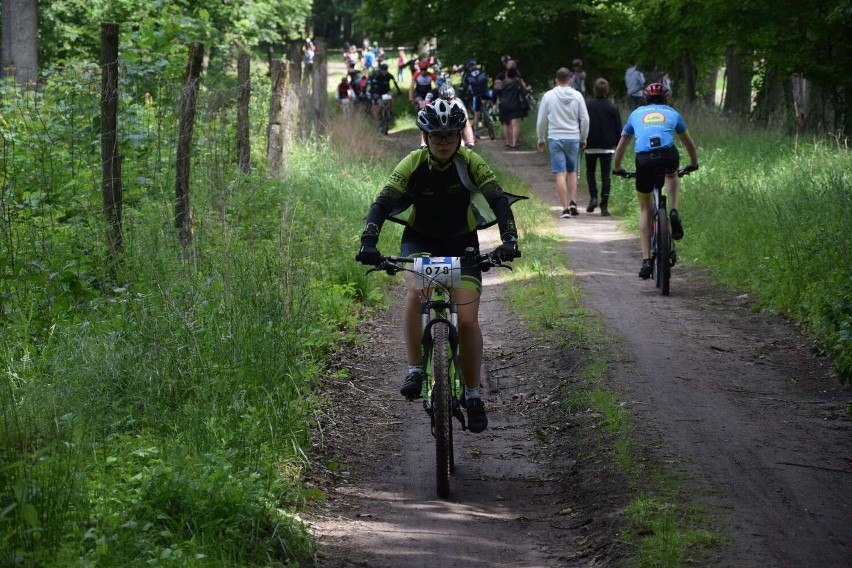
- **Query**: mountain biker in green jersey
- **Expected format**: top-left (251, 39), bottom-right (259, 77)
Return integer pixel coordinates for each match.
top-left (368, 63), bottom-right (402, 124)
top-left (355, 99), bottom-right (524, 433)
top-left (613, 82), bottom-right (699, 279)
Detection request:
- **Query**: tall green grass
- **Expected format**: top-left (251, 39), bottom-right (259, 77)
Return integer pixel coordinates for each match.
top-left (1, 68), bottom-right (396, 564)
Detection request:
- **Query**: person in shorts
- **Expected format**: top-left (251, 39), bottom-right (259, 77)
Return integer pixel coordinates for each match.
top-left (613, 82), bottom-right (699, 279)
top-left (355, 99), bottom-right (525, 433)
top-left (536, 67), bottom-right (589, 217)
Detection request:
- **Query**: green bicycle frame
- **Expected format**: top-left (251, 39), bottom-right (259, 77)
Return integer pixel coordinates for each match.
top-left (420, 288), bottom-right (464, 402)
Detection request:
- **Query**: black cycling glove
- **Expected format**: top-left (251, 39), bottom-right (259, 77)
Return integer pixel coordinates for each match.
top-left (495, 240), bottom-right (521, 262)
top-left (356, 229), bottom-right (382, 265)
top-left (356, 245), bottom-right (382, 265)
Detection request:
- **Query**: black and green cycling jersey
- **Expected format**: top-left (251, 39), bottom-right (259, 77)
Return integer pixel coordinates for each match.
top-left (362, 146), bottom-right (525, 241)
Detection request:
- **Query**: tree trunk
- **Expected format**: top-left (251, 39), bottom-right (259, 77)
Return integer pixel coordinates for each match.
top-left (723, 45), bottom-right (754, 116)
top-left (310, 38), bottom-right (328, 137)
top-left (1, 0), bottom-right (38, 86)
top-left (267, 59), bottom-right (288, 177)
top-left (341, 14), bottom-right (352, 44)
top-left (791, 74), bottom-right (827, 134)
top-left (702, 67), bottom-right (719, 107)
top-left (753, 66), bottom-right (793, 131)
top-left (681, 54), bottom-right (696, 103)
top-left (100, 23), bottom-right (123, 255)
top-left (175, 42), bottom-right (204, 246)
top-left (236, 52), bottom-right (251, 174)
top-left (289, 41), bottom-right (303, 86)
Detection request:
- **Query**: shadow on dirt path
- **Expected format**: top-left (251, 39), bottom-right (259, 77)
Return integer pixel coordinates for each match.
top-left (307, 116), bottom-right (851, 567)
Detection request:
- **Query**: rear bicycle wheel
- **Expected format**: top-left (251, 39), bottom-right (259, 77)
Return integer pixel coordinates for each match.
top-left (380, 104), bottom-right (391, 135)
top-left (431, 321), bottom-right (452, 498)
top-left (481, 106), bottom-right (495, 139)
top-left (656, 210), bottom-right (671, 295)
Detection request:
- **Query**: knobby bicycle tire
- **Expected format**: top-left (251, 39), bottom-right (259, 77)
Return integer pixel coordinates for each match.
top-left (656, 211), bottom-right (671, 295)
top-left (481, 107), bottom-right (495, 140)
top-left (380, 105), bottom-right (391, 135)
top-left (431, 321), bottom-right (452, 498)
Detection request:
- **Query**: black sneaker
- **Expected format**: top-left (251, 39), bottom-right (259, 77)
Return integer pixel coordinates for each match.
top-left (600, 206), bottom-right (610, 217)
top-left (670, 209), bottom-right (684, 240)
top-left (586, 197), bottom-right (598, 213)
top-left (569, 202), bottom-right (579, 216)
top-left (639, 259), bottom-right (653, 280)
top-left (400, 370), bottom-right (424, 399)
top-left (560, 208), bottom-right (571, 218)
top-left (464, 397), bottom-right (488, 433)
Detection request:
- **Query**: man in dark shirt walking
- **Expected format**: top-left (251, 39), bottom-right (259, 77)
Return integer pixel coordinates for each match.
top-left (584, 78), bottom-right (622, 215)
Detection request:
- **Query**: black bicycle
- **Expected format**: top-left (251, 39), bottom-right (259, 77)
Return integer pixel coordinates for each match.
top-left (615, 166), bottom-right (695, 295)
top-left (367, 248), bottom-right (510, 498)
top-left (479, 93), bottom-right (496, 140)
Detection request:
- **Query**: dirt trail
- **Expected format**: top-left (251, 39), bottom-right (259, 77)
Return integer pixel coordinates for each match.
top-left (308, 131), bottom-right (851, 567)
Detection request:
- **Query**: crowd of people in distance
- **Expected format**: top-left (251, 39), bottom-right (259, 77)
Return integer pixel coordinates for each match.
top-left (347, 35), bottom-right (698, 434)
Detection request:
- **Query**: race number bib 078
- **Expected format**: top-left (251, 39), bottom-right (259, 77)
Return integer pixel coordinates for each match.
top-left (413, 257), bottom-right (461, 289)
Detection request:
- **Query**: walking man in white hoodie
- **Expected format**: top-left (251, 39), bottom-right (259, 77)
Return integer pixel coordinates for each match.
top-left (537, 67), bottom-right (589, 217)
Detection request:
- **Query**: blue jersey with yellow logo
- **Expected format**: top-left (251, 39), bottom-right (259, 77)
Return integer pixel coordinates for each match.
top-left (622, 104), bottom-right (687, 153)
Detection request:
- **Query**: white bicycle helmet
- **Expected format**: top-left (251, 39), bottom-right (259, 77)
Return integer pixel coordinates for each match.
top-left (417, 99), bottom-right (467, 132)
top-left (438, 82), bottom-right (455, 100)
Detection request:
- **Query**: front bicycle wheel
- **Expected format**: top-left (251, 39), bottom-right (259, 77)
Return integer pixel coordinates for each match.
top-left (431, 321), bottom-right (452, 498)
top-left (656, 210), bottom-right (671, 295)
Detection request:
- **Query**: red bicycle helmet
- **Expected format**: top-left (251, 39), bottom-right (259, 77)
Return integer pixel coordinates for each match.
top-left (418, 60), bottom-right (429, 71)
top-left (643, 82), bottom-right (669, 102)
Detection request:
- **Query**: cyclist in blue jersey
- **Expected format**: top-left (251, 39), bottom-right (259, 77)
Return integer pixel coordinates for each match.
top-left (613, 83), bottom-right (699, 279)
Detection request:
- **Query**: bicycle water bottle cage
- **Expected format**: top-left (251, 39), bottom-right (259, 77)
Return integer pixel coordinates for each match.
top-left (413, 257), bottom-right (461, 290)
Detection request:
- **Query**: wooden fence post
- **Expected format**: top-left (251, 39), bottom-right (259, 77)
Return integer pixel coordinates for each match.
top-left (175, 42), bottom-right (203, 246)
top-left (100, 22), bottom-right (123, 255)
top-left (288, 42), bottom-right (302, 86)
top-left (237, 52), bottom-right (251, 174)
top-left (267, 59), bottom-right (288, 176)
top-left (310, 38), bottom-right (328, 137)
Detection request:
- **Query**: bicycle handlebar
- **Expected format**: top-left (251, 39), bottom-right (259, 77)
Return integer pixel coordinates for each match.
top-left (613, 164), bottom-right (698, 179)
top-left (367, 247), bottom-right (512, 277)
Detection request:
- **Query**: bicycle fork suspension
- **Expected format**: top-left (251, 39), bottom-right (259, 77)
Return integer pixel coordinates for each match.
top-left (421, 306), bottom-right (466, 431)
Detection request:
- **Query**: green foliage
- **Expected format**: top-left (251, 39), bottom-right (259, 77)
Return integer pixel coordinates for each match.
top-left (0, 56), bottom-right (375, 563)
top-left (37, 0), bottom-right (311, 74)
top-left (623, 494), bottom-right (720, 567)
top-left (79, 440), bottom-right (313, 565)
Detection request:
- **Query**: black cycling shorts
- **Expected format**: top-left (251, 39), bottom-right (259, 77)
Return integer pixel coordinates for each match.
top-left (635, 146), bottom-right (680, 194)
top-left (400, 228), bottom-right (482, 293)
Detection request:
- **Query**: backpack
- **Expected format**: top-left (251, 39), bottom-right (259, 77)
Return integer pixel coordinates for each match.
top-left (468, 70), bottom-right (489, 96)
